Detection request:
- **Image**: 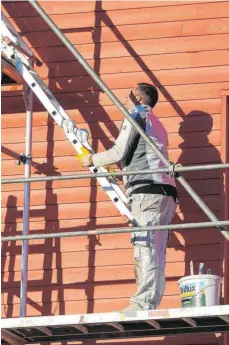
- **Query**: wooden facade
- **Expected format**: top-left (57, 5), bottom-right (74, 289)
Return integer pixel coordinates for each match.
top-left (1, 1), bottom-right (229, 344)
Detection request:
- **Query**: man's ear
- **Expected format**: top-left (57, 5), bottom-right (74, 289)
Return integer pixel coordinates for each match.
top-left (136, 93), bottom-right (142, 103)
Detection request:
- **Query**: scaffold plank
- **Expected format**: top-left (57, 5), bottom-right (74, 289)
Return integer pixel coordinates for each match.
top-left (1, 305), bottom-right (229, 344)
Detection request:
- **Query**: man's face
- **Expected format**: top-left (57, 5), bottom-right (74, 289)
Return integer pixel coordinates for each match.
top-left (125, 87), bottom-right (140, 109)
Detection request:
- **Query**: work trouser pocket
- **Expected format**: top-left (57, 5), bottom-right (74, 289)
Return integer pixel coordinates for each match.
top-left (140, 194), bottom-right (162, 212)
top-left (134, 245), bottom-right (142, 288)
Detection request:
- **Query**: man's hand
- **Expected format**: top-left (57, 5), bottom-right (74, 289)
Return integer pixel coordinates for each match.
top-left (76, 147), bottom-right (93, 167)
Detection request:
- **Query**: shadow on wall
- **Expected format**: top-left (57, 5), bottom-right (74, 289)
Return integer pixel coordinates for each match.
top-left (172, 110), bottom-right (222, 277)
top-left (1, 1), bottom-right (223, 335)
top-left (2, 196), bottom-right (18, 318)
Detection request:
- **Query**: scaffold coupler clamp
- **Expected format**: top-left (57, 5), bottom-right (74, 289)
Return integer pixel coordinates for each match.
top-left (16, 153), bottom-right (32, 166)
top-left (168, 162), bottom-right (180, 178)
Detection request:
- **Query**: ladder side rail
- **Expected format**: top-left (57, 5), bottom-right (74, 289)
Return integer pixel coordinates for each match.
top-left (1, 12), bottom-right (33, 57)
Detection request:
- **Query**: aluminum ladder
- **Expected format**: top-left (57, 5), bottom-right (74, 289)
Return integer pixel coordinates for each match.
top-left (1, 12), bottom-right (136, 225)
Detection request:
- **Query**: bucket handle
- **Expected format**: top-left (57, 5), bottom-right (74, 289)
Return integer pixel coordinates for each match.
top-left (188, 283), bottom-right (219, 303)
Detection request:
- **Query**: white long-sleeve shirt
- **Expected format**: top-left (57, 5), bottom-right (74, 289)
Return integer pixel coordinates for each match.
top-left (92, 104), bottom-right (176, 196)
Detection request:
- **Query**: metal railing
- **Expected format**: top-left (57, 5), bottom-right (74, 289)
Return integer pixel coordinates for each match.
top-left (2, 163), bottom-right (229, 185)
top-left (2, 0), bottom-right (229, 318)
top-left (2, 221), bottom-right (229, 242)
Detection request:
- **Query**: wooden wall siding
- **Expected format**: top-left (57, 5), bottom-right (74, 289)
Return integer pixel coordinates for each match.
top-left (1, 1), bottom-right (229, 344)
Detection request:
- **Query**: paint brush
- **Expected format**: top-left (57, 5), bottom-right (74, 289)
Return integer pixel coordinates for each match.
top-left (190, 261), bottom-right (194, 275)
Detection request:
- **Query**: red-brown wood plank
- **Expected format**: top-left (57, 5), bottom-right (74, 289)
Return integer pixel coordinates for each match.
top-left (1, 260), bottom-right (220, 288)
top-left (2, 82), bottom-right (229, 114)
top-left (1, 281), bottom-right (180, 307)
top-left (1, 177), bottom-right (221, 208)
top-left (1, 145), bottom-right (222, 177)
top-left (1, 115), bottom-right (221, 143)
top-left (1, 227), bottom-right (220, 255)
top-left (0, 284), bottom-right (175, 315)
top-left (1, 99), bottom-right (221, 128)
top-left (22, 22), bottom-right (182, 48)
top-left (3, 1), bottom-right (224, 17)
top-left (1, 194), bottom-right (221, 224)
top-left (0, 295), bottom-right (185, 317)
top-left (1, 244), bottom-right (220, 272)
top-left (27, 34), bottom-right (229, 63)
top-left (182, 17), bottom-right (229, 36)
top-left (1, 131), bottom-right (221, 162)
top-left (8, 335), bottom-right (219, 345)
top-left (3, 66), bottom-right (229, 95)
top-left (32, 51), bottom-right (229, 79)
top-left (1, 210), bottom-right (220, 230)
top-left (16, 18), bottom-right (228, 50)
top-left (1, 172), bottom-right (222, 194)
top-left (6, 3), bottom-right (229, 32)
top-left (1, 163), bottom-right (220, 194)
top-left (1, 215), bottom-right (128, 233)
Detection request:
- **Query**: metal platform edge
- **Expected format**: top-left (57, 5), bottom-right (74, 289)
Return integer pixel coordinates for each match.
top-left (1, 305), bottom-right (229, 329)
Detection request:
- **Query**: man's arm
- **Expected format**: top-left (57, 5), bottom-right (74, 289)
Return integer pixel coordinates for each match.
top-left (92, 113), bottom-right (139, 168)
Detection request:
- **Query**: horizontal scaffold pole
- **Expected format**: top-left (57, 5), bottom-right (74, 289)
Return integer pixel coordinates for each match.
top-left (1, 163), bottom-right (229, 185)
top-left (2, 220), bottom-right (229, 242)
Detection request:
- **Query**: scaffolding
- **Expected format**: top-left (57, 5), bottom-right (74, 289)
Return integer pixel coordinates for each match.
top-left (1, 1), bottom-right (229, 344)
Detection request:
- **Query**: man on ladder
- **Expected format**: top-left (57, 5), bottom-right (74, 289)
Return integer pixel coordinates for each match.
top-left (78, 83), bottom-right (178, 311)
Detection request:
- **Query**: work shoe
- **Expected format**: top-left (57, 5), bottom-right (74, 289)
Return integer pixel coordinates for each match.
top-left (120, 302), bottom-right (144, 312)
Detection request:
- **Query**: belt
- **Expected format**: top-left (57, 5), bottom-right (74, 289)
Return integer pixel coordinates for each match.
top-left (130, 184), bottom-right (178, 202)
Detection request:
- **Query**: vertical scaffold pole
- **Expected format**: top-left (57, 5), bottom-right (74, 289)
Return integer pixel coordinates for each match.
top-left (20, 84), bottom-right (33, 317)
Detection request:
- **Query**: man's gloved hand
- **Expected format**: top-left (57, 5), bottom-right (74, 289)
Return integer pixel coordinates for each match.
top-left (76, 147), bottom-right (93, 167)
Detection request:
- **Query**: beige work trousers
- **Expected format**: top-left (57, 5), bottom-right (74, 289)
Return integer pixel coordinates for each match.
top-left (128, 193), bottom-right (177, 310)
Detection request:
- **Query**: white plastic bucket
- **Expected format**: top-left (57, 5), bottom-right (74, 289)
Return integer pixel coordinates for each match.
top-left (178, 274), bottom-right (222, 308)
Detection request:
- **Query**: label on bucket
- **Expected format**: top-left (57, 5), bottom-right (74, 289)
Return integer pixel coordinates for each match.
top-left (180, 281), bottom-right (206, 307)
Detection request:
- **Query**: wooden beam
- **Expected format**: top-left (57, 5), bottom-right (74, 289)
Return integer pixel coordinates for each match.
top-left (146, 320), bottom-right (161, 329)
top-left (107, 322), bottom-right (124, 332)
top-left (219, 315), bottom-right (229, 324)
top-left (36, 327), bottom-right (52, 336)
top-left (72, 325), bottom-right (88, 334)
top-left (1, 329), bottom-right (25, 345)
top-left (182, 317), bottom-right (197, 327)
